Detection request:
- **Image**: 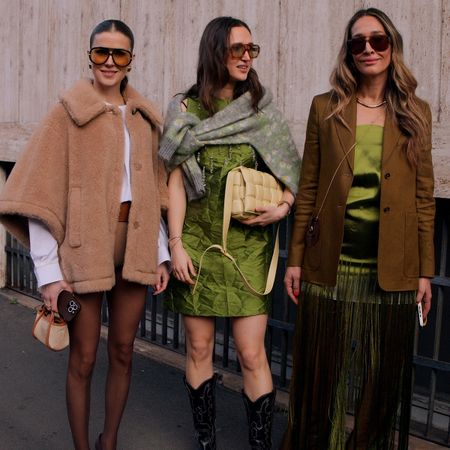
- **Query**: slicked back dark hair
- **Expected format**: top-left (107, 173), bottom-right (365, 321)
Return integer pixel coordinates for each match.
top-left (90, 19), bottom-right (134, 93)
top-left (186, 16), bottom-right (263, 115)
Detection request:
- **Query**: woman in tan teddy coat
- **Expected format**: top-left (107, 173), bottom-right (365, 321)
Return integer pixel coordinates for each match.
top-left (0, 20), bottom-right (169, 450)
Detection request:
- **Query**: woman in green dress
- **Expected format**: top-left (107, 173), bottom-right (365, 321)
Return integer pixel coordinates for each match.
top-left (159, 16), bottom-right (300, 450)
top-left (283, 8), bottom-right (435, 450)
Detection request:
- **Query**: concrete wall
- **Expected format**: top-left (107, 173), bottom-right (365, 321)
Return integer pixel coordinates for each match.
top-left (1, 0), bottom-right (449, 196)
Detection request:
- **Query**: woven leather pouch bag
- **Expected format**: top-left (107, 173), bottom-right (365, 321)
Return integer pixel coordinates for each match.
top-left (194, 166), bottom-right (283, 296)
top-left (229, 167), bottom-right (283, 220)
top-left (32, 306), bottom-right (69, 351)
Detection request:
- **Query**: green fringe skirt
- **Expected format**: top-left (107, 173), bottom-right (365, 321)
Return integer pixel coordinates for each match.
top-left (281, 261), bottom-right (416, 450)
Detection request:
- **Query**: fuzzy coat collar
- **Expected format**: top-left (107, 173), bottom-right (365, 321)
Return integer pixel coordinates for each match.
top-left (59, 78), bottom-right (162, 127)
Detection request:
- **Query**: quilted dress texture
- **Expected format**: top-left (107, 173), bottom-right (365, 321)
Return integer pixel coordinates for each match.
top-left (164, 98), bottom-right (272, 316)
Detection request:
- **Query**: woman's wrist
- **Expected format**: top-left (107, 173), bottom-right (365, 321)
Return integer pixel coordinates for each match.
top-left (277, 200), bottom-right (292, 217)
top-left (168, 235), bottom-right (182, 250)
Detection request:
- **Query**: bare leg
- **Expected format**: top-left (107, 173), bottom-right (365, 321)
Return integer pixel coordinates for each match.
top-left (184, 315), bottom-right (215, 387)
top-left (183, 315), bottom-right (217, 448)
top-left (100, 270), bottom-right (147, 450)
top-left (232, 314), bottom-right (273, 400)
top-left (66, 292), bottom-right (103, 450)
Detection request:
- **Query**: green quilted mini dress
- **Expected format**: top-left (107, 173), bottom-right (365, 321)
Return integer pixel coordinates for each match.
top-left (164, 97), bottom-right (272, 317)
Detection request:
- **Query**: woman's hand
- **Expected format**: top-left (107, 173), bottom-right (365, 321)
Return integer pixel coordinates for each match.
top-left (152, 262), bottom-right (170, 295)
top-left (416, 277), bottom-right (432, 320)
top-left (39, 280), bottom-right (73, 312)
top-left (240, 203), bottom-right (289, 227)
top-left (284, 266), bottom-right (302, 305)
top-left (171, 242), bottom-right (197, 285)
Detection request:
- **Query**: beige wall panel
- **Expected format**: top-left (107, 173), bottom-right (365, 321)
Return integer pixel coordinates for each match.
top-left (278, 0), bottom-right (358, 148)
top-left (434, 0), bottom-right (450, 197)
top-left (121, 1), bottom-right (169, 115)
top-left (46, 1), bottom-right (84, 110)
top-left (0, 0), bottom-right (449, 196)
top-left (0, 124), bottom-right (35, 163)
top-left (18, 1), bottom-right (50, 122)
top-left (0, 1), bottom-right (19, 122)
top-left (79, 0), bottom-right (121, 45)
top-left (440, 0), bottom-right (450, 119)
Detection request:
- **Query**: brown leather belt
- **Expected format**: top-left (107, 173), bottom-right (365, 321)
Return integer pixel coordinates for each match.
top-left (118, 201), bottom-right (131, 222)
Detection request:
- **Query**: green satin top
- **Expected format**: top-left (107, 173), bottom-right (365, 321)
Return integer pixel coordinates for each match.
top-left (341, 125), bottom-right (383, 263)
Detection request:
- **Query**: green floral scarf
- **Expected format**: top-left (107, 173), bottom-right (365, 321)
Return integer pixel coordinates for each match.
top-left (159, 89), bottom-right (300, 200)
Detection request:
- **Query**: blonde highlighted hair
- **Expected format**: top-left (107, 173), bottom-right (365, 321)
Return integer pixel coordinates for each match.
top-left (329, 8), bottom-right (429, 166)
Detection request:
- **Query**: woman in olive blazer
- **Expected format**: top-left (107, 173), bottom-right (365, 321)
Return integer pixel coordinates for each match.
top-left (287, 93), bottom-right (434, 291)
top-left (282, 8), bottom-right (434, 450)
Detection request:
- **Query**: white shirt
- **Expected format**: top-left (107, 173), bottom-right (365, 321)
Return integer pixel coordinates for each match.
top-left (29, 103), bottom-right (170, 287)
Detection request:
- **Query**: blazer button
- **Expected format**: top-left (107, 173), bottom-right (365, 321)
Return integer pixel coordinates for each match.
top-left (133, 221), bottom-right (140, 229)
top-left (383, 207), bottom-right (390, 213)
top-left (384, 173), bottom-right (391, 179)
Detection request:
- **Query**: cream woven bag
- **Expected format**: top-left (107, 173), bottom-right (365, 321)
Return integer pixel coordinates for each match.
top-left (194, 166), bottom-right (282, 296)
top-left (229, 167), bottom-right (283, 220)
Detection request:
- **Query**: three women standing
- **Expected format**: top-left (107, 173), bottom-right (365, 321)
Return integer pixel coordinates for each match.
top-left (160, 16), bottom-right (300, 450)
top-left (0, 20), bottom-right (169, 450)
top-left (283, 8), bottom-right (434, 450)
top-left (0, 7), bottom-right (435, 450)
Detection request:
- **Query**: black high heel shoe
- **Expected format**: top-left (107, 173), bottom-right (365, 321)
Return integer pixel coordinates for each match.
top-left (95, 433), bottom-right (103, 450)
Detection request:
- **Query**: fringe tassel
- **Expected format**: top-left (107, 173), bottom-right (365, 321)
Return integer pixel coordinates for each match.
top-left (281, 260), bottom-right (416, 450)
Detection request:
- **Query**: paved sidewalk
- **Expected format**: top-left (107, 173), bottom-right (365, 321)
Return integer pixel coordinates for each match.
top-left (0, 290), bottom-right (287, 450)
top-left (0, 290), bottom-right (445, 450)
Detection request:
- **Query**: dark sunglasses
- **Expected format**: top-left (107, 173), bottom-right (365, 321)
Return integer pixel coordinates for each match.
top-left (229, 43), bottom-right (260, 59)
top-left (348, 34), bottom-right (390, 55)
top-left (88, 47), bottom-right (133, 67)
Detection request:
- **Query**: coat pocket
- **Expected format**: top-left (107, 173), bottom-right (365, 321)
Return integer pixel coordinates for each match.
top-left (403, 212), bottom-right (419, 278)
top-left (302, 235), bottom-right (322, 270)
top-left (67, 187), bottom-right (81, 248)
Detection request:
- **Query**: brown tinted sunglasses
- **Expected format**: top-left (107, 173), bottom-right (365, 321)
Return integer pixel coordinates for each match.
top-left (348, 35), bottom-right (390, 55)
top-left (229, 43), bottom-right (260, 59)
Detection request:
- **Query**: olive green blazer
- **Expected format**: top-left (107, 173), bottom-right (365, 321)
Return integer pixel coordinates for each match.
top-left (287, 92), bottom-right (435, 291)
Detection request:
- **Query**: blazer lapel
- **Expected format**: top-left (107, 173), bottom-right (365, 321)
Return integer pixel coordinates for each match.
top-left (334, 97), bottom-right (357, 172)
top-left (382, 108), bottom-right (402, 164)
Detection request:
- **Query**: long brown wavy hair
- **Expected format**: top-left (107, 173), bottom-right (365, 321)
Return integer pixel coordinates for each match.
top-left (185, 16), bottom-right (263, 115)
top-left (329, 8), bottom-right (429, 166)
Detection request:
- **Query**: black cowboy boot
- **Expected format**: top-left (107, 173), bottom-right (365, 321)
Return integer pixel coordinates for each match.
top-left (242, 389), bottom-right (276, 450)
top-left (184, 374), bottom-right (217, 450)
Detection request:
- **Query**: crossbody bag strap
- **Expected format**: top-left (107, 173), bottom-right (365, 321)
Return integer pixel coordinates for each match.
top-left (314, 143), bottom-right (356, 219)
top-left (193, 168), bottom-right (280, 296)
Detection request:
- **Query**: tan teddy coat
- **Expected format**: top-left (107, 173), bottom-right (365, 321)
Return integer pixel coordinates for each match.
top-left (0, 78), bottom-right (168, 293)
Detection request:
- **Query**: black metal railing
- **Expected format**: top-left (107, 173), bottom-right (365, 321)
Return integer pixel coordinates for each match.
top-left (4, 198), bottom-right (450, 446)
